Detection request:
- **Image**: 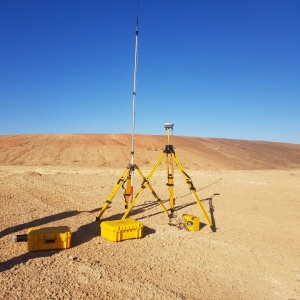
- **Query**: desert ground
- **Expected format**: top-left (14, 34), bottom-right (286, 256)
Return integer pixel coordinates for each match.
top-left (0, 134), bottom-right (299, 300)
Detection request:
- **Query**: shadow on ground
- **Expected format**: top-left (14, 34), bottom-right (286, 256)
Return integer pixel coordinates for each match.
top-left (0, 208), bottom-right (101, 272)
top-left (1, 207), bottom-right (156, 272)
top-left (0, 210), bottom-right (80, 239)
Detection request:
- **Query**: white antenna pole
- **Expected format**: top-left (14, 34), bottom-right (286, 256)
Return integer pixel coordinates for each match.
top-left (131, 15), bottom-right (138, 166)
top-left (129, 13), bottom-right (139, 204)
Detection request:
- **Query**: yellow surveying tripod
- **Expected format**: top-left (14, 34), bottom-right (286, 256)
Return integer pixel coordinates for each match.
top-left (121, 123), bottom-right (212, 228)
top-left (96, 13), bottom-right (171, 222)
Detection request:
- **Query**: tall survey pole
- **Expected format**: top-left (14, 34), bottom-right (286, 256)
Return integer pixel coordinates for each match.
top-left (128, 13), bottom-right (139, 206)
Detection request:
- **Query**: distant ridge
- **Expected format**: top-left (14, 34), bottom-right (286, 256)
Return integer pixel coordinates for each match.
top-left (0, 134), bottom-right (300, 170)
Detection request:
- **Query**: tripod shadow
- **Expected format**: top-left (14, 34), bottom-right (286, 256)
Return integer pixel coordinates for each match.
top-left (0, 210), bottom-right (80, 239)
top-left (98, 176), bottom-right (223, 230)
top-left (168, 193), bottom-right (219, 232)
top-left (72, 211), bottom-right (125, 246)
top-left (128, 199), bottom-right (171, 221)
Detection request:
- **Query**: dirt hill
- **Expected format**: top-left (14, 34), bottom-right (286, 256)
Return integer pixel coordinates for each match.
top-left (0, 134), bottom-right (300, 170)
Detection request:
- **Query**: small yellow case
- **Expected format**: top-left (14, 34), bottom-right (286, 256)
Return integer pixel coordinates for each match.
top-left (183, 214), bottom-right (200, 231)
top-left (27, 226), bottom-right (71, 251)
top-left (100, 219), bottom-right (143, 242)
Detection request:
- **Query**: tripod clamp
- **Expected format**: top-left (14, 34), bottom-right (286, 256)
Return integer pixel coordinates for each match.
top-left (127, 163), bottom-right (137, 171)
top-left (164, 144), bottom-right (175, 154)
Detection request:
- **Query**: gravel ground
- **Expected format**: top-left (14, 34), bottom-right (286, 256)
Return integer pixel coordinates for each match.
top-left (1, 165), bottom-right (299, 299)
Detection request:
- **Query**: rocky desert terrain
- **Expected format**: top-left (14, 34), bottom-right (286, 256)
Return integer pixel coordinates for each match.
top-left (0, 134), bottom-right (299, 299)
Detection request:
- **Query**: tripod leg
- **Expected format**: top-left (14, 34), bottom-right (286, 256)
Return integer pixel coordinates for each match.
top-left (96, 168), bottom-right (130, 221)
top-left (121, 154), bottom-right (169, 220)
top-left (146, 152), bottom-right (165, 179)
top-left (124, 170), bottom-right (132, 209)
top-left (166, 153), bottom-right (175, 214)
top-left (172, 153), bottom-right (212, 227)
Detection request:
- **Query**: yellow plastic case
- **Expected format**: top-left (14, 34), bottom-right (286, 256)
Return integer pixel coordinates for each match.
top-left (27, 226), bottom-right (71, 251)
top-left (100, 219), bottom-right (143, 242)
top-left (183, 214), bottom-right (200, 231)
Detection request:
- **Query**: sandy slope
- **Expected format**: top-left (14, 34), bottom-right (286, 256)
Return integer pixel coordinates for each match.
top-left (1, 134), bottom-right (300, 169)
top-left (0, 134), bottom-right (299, 299)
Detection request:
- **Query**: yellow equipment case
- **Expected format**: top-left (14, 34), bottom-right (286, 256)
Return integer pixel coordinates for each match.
top-left (183, 214), bottom-right (200, 231)
top-left (27, 226), bottom-right (71, 251)
top-left (100, 218), bottom-right (143, 242)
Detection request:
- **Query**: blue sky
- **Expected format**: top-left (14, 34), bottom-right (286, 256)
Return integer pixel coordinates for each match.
top-left (0, 0), bottom-right (299, 144)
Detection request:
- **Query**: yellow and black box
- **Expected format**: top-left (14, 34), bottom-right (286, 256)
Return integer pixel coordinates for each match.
top-left (183, 214), bottom-right (200, 231)
top-left (100, 218), bottom-right (143, 242)
top-left (27, 226), bottom-right (71, 251)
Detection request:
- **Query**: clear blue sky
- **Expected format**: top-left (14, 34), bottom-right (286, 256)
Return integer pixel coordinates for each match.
top-left (1, 0), bottom-right (299, 144)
